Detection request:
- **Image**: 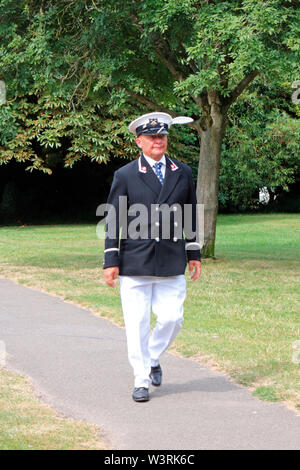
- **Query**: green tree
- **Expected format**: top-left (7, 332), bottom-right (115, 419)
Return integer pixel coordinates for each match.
top-left (1, 0), bottom-right (299, 255)
top-left (0, 1), bottom-right (139, 173)
top-left (219, 82), bottom-right (300, 211)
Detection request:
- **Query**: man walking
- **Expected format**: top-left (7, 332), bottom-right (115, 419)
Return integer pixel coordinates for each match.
top-left (103, 112), bottom-right (201, 402)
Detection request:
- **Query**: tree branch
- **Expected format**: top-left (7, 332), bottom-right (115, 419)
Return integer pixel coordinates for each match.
top-left (124, 89), bottom-right (175, 116)
top-left (223, 69), bottom-right (260, 110)
top-left (152, 42), bottom-right (185, 81)
top-left (130, 13), bottom-right (188, 82)
top-left (178, 43), bottom-right (199, 75)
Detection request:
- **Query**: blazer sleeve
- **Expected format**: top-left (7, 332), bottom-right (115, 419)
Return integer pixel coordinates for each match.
top-left (184, 167), bottom-right (201, 262)
top-left (103, 170), bottom-right (127, 269)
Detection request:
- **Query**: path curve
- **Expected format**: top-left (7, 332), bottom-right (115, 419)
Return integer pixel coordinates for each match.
top-left (1, 278), bottom-right (299, 450)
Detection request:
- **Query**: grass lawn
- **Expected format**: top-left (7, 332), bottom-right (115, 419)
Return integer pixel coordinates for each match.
top-left (0, 213), bottom-right (299, 417)
top-left (0, 366), bottom-right (107, 450)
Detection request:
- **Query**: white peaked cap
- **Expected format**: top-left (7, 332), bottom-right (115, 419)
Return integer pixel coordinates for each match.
top-left (128, 112), bottom-right (193, 136)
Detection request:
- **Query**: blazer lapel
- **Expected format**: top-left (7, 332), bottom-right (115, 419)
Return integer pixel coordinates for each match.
top-left (157, 156), bottom-right (181, 204)
top-left (138, 154), bottom-right (162, 198)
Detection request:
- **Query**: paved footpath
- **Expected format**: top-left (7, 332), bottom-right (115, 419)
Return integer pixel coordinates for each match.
top-left (1, 277), bottom-right (300, 450)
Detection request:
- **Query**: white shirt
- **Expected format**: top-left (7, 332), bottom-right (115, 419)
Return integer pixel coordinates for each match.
top-left (143, 154), bottom-right (166, 178)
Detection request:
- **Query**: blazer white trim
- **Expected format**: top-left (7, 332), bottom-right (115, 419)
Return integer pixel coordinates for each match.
top-left (167, 157), bottom-right (179, 171)
top-left (185, 242), bottom-right (201, 249)
top-left (138, 156), bottom-right (147, 173)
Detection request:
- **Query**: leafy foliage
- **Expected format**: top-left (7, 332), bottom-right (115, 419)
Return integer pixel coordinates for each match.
top-left (219, 83), bottom-right (300, 210)
top-left (0, 0), bottom-right (299, 211)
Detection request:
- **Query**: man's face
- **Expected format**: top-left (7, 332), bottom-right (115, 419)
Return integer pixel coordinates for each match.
top-left (136, 134), bottom-right (168, 161)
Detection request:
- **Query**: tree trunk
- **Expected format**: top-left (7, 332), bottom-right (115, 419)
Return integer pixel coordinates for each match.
top-left (195, 93), bottom-right (227, 258)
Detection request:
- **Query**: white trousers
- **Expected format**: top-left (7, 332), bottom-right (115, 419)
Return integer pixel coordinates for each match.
top-left (119, 275), bottom-right (186, 388)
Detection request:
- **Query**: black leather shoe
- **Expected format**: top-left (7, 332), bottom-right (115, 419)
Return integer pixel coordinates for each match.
top-left (132, 387), bottom-right (149, 402)
top-left (150, 365), bottom-right (162, 386)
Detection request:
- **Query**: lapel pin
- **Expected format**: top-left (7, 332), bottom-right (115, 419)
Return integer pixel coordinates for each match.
top-left (168, 158), bottom-right (178, 171)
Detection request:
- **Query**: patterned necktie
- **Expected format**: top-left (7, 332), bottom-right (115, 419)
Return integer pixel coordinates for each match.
top-left (153, 162), bottom-right (164, 185)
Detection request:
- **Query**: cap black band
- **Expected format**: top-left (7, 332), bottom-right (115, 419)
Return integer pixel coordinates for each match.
top-left (136, 122), bottom-right (169, 137)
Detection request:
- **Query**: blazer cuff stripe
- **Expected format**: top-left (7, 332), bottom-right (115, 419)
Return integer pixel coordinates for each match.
top-left (104, 248), bottom-right (119, 253)
top-left (185, 242), bottom-right (201, 249)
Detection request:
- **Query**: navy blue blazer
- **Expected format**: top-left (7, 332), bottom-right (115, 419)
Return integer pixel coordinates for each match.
top-left (103, 154), bottom-right (201, 276)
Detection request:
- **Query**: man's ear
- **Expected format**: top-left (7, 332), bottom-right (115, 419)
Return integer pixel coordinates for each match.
top-left (136, 136), bottom-right (142, 149)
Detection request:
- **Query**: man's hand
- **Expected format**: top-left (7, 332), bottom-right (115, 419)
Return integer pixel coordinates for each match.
top-left (104, 266), bottom-right (119, 288)
top-left (188, 260), bottom-right (201, 281)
